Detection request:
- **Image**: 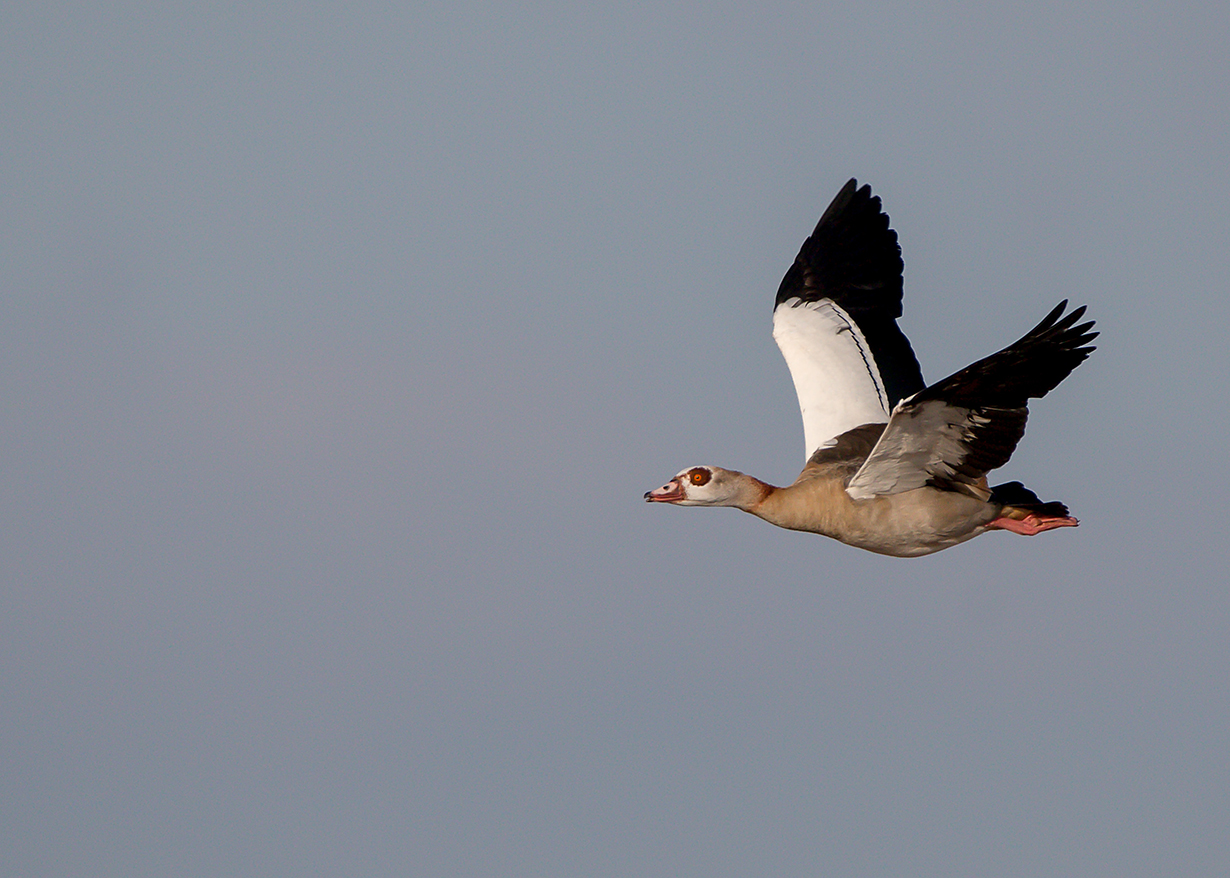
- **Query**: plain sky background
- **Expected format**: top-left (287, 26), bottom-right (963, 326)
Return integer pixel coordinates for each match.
top-left (4, 2), bottom-right (1229, 875)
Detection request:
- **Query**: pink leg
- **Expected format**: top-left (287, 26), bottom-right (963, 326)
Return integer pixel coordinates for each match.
top-left (988, 513), bottom-right (1079, 536)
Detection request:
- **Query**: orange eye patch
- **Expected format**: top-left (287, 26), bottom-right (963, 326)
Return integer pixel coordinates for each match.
top-left (688, 468), bottom-right (710, 486)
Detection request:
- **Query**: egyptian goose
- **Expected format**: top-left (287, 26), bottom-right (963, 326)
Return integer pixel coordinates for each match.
top-left (645, 179), bottom-right (1097, 557)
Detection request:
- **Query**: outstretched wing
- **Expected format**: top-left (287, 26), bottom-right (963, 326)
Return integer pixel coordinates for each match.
top-left (772, 179), bottom-right (924, 461)
top-left (845, 301), bottom-right (1097, 500)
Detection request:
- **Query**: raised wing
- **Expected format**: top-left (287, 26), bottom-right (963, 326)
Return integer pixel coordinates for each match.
top-left (773, 179), bottom-right (924, 461)
top-left (845, 301), bottom-right (1097, 500)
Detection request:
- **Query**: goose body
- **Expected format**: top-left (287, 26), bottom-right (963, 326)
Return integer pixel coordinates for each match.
top-left (644, 179), bottom-right (1097, 557)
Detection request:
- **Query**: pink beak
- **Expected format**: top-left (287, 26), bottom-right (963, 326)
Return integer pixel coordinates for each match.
top-left (644, 478), bottom-right (684, 503)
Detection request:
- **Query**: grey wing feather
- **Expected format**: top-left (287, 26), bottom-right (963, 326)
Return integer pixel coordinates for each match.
top-left (846, 302), bottom-right (1096, 500)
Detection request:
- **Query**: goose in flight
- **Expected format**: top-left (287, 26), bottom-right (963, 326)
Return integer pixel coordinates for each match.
top-left (644, 179), bottom-right (1096, 557)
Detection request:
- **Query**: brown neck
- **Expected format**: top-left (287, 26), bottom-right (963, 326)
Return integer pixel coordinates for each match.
top-left (730, 474), bottom-right (777, 513)
top-left (744, 476), bottom-right (850, 536)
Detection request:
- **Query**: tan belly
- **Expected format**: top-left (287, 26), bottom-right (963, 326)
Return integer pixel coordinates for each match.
top-left (757, 483), bottom-right (999, 557)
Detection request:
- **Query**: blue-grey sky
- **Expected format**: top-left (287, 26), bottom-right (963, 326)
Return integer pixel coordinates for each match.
top-left (4, 2), bottom-right (1228, 875)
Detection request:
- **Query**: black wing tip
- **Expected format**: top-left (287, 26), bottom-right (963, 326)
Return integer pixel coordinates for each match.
top-left (807, 178), bottom-right (883, 237)
top-left (1025, 301), bottom-right (1099, 351)
top-left (838, 177), bottom-right (871, 199)
top-left (1009, 300), bottom-right (1100, 397)
top-left (1035, 300), bottom-right (1086, 331)
top-left (914, 300), bottom-right (1098, 409)
top-left (774, 178), bottom-right (903, 310)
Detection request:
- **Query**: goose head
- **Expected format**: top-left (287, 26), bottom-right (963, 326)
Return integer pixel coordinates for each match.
top-left (643, 466), bottom-right (765, 508)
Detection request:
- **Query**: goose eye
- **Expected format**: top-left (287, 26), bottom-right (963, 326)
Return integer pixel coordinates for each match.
top-left (689, 468), bottom-right (710, 486)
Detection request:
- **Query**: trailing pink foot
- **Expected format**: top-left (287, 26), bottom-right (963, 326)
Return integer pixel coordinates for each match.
top-left (988, 513), bottom-right (1079, 536)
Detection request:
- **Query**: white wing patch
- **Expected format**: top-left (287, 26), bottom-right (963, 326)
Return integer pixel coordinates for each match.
top-left (773, 297), bottom-right (891, 460)
top-left (845, 399), bottom-right (985, 500)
